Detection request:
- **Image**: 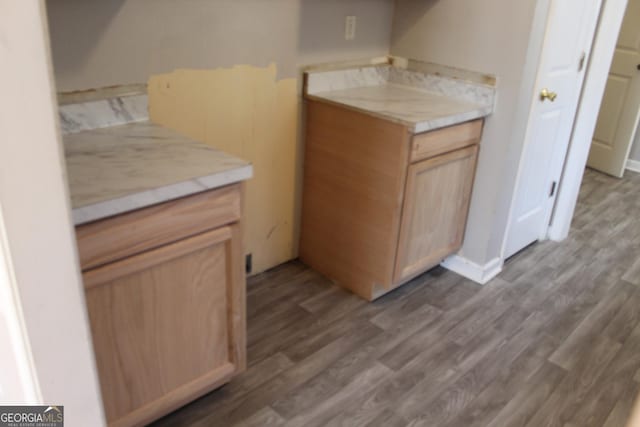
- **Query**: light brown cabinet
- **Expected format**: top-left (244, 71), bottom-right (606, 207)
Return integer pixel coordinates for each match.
top-left (300, 100), bottom-right (482, 300)
top-left (76, 184), bottom-right (246, 427)
top-left (394, 145), bottom-right (478, 283)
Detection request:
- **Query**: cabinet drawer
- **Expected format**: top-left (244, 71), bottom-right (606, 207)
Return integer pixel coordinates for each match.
top-left (76, 184), bottom-right (241, 270)
top-left (410, 119), bottom-right (483, 162)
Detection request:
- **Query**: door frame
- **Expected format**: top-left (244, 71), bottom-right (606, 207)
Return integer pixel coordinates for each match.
top-left (0, 1), bottom-right (105, 424)
top-left (502, 0), bottom-right (629, 257)
top-left (586, 0), bottom-right (640, 178)
top-left (548, 0), bottom-right (629, 240)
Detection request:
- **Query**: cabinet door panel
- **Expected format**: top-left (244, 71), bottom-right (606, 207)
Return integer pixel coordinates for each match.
top-left (84, 225), bottom-right (244, 427)
top-left (394, 146), bottom-right (478, 283)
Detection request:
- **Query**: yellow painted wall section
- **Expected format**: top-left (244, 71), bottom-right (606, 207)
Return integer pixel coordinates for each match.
top-left (148, 64), bottom-right (299, 274)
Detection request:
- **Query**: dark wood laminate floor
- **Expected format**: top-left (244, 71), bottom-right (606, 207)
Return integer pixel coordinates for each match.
top-left (153, 168), bottom-right (640, 427)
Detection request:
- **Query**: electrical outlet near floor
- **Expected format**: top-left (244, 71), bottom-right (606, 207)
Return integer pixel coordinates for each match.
top-left (345, 16), bottom-right (356, 40)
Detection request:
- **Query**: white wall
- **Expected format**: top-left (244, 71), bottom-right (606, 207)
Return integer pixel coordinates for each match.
top-left (391, 0), bottom-right (542, 265)
top-left (46, 0), bottom-right (394, 91)
top-left (0, 224), bottom-right (39, 403)
top-left (0, 1), bottom-right (105, 424)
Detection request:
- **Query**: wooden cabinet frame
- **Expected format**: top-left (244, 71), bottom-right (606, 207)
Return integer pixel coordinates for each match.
top-left (77, 184), bottom-right (246, 427)
top-left (300, 100), bottom-right (482, 300)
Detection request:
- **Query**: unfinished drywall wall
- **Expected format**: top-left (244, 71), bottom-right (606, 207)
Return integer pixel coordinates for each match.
top-left (391, 0), bottom-right (541, 266)
top-left (148, 64), bottom-right (298, 274)
top-left (46, 0), bottom-right (394, 91)
top-left (46, 0), bottom-right (394, 274)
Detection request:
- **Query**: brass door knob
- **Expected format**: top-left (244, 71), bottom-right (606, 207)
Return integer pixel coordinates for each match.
top-left (540, 88), bottom-right (558, 102)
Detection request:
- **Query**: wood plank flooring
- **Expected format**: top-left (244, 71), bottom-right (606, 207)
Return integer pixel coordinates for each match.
top-left (152, 168), bottom-right (640, 427)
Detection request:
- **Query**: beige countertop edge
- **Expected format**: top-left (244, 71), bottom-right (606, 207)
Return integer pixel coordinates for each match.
top-left (71, 164), bottom-right (253, 226)
top-left (304, 94), bottom-right (492, 134)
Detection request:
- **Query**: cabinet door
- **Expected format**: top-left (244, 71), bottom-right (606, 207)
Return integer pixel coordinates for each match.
top-left (394, 145), bottom-right (478, 283)
top-left (84, 225), bottom-right (245, 427)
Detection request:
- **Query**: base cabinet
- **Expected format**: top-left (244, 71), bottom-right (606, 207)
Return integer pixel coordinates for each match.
top-left (76, 184), bottom-right (246, 427)
top-left (300, 100), bottom-right (482, 300)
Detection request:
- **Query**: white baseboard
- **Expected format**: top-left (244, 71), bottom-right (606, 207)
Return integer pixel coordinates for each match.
top-left (626, 159), bottom-right (640, 173)
top-left (440, 255), bottom-right (503, 285)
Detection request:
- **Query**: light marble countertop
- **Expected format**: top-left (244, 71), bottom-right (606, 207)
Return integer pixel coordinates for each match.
top-left (307, 84), bottom-right (492, 133)
top-left (304, 62), bottom-right (495, 133)
top-left (64, 121), bottom-right (252, 225)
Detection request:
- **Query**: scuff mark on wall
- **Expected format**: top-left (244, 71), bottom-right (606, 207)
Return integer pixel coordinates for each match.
top-left (148, 64), bottom-right (299, 274)
top-left (266, 225), bottom-right (278, 240)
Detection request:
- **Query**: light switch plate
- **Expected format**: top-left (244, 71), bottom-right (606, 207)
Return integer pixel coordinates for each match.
top-left (345, 16), bottom-right (356, 40)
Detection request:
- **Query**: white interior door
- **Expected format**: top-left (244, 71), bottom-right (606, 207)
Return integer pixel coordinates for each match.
top-left (587, 0), bottom-right (640, 177)
top-left (504, 0), bottom-right (602, 259)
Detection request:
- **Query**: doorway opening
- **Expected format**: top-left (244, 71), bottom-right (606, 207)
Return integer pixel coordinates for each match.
top-left (503, 0), bottom-right (636, 263)
top-left (586, 0), bottom-right (640, 178)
